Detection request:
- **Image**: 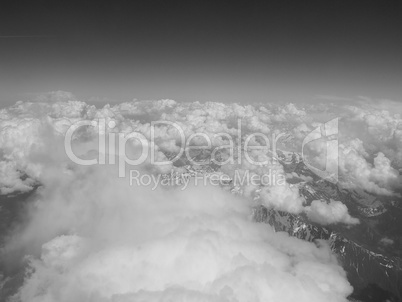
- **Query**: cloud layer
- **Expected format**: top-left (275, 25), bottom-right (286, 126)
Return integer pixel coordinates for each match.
top-left (8, 165), bottom-right (352, 302)
top-left (1, 92), bottom-right (401, 197)
top-left (2, 91), bottom-right (401, 301)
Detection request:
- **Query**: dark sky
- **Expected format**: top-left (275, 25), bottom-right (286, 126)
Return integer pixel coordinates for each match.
top-left (0, 0), bottom-right (401, 106)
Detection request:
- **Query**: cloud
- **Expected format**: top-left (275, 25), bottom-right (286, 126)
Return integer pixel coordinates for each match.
top-left (260, 183), bottom-right (305, 214)
top-left (2, 93), bottom-right (401, 208)
top-left (305, 200), bottom-right (359, 226)
top-left (0, 161), bottom-right (36, 195)
top-left (0, 93), bottom-right (358, 301)
top-left (4, 92), bottom-right (402, 300)
top-left (2, 93), bottom-right (402, 197)
top-left (379, 237), bottom-right (394, 246)
top-left (8, 165), bottom-right (352, 302)
top-left (339, 150), bottom-right (402, 196)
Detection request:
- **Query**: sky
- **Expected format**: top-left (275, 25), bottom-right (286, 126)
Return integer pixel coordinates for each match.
top-left (2, 3), bottom-right (402, 299)
top-left (0, 0), bottom-right (401, 106)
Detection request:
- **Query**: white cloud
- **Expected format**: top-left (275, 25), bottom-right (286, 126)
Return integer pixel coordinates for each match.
top-left (9, 166), bottom-right (352, 302)
top-left (340, 150), bottom-right (402, 196)
top-left (260, 183), bottom-right (305, 214)
top-left (0, 93), bottom-right (360, 301)
top-left (305, 199), bottom-right (359, 226)
top-left (4, 93), bottom-right (402, 301)
top-left (0, 161), bottom-right (36, 194)
top-left (379, 237), bottom-right (394, 246)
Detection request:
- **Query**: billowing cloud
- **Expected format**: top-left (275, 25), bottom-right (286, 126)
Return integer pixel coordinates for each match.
top-left (305, 199), bottom-right (359, 226)
top-left (2, 93), bottom-right (402, 196)
top-left (0, 161), bottom-right (36, 195)
top-left (2, 92), bottom-right (402, 301)
top-left (8, 165), bottom-right (352, 302)
top-left (0, 92), bottom-right (363, 301)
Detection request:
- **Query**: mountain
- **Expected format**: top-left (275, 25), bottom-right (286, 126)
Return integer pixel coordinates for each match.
top-left (170, 149), bottom-right (402, 301)
top-left (1, 149), bottom-right (401, 301)
top-left (270, 150), bottom-right (402, 301)
top-left (253, 206), bottom-right (402, 301)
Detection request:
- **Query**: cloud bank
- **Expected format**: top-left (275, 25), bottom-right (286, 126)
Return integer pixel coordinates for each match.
top-left (8, 165), bottom-right (352, 302)
top-left (2, 91), bottom-right (401, 301)
top-left (1, 92), bottom-right (401, 198)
